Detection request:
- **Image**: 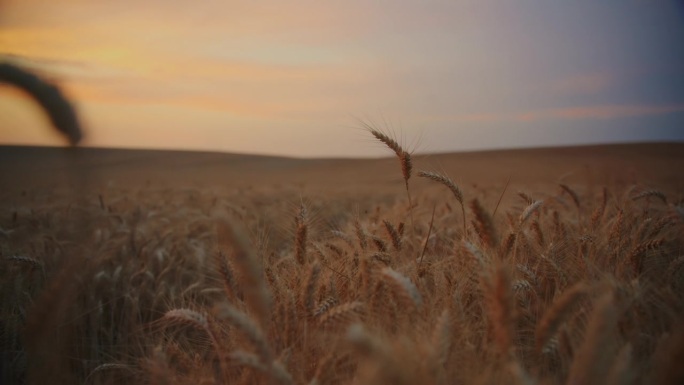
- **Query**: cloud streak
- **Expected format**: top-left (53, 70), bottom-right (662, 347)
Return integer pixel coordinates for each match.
top-left (549, 72), bottom-right (616, 96)
top-left (452, 104), bottom-right (684, 125)
top-left (516, 104), bottom-right (684, 121)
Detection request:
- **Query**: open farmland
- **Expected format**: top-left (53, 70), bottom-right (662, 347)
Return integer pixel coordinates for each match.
top-left (1, 141), bottom-right (683, 385)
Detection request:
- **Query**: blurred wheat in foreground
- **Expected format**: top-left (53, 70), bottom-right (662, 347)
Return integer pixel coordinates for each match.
top-left (0, 62), bottom-right (83, 144)
top-left (1, 127), bottom-right (683, 385)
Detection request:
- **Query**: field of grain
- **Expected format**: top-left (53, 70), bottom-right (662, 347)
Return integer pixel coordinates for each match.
top-left (1, 139), bottom-right (683, 385)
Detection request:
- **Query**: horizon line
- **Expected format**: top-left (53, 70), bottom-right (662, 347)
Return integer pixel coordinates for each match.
top-left (2, 139), bottom-right (683, 161)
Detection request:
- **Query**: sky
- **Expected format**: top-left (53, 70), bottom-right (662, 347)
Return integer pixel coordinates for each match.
top-left (1, 0), bottom-right (683, 158)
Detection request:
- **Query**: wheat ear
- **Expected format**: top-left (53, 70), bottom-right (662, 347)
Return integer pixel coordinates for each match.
top-left (519, 200), bottom-right (543, 226)
top-left (383, 219), bottom-right (403, 251)
top-left (381, 267), bottom-right (423, 308)
top-left (162, 308), bottom-right (227, 378)
top-left (484, 265), bottom-right (515, 359)
top-left (567, 291), bottom-right (619, 385)
top-left (216, 302), bottom-right (273, 363)
top-left (471, 198), bottom-right (497, 248)
top-left (217, 219), bottom-right (272, 327)
top-left (363, 123), bottom-right (415, 239)
top-left (632, 189), bottom-right (667, 204)
top-left (301, 262), bottom-right (322, 316)
top-left (535, 282), bottom-right (589, 353)
top-left (294, 202), bottom-right (308, 265)
top-left (418, 170), bottom-right (466, 236)
top-left (431, 308), bottom-right (452, 370)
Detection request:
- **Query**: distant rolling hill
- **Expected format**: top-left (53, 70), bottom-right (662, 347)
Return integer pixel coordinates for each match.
top-left (1, 143), bottom-right (683, 193)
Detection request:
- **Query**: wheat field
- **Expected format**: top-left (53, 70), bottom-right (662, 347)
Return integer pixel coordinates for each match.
top-left (1, 133), bottom-right (683, 385)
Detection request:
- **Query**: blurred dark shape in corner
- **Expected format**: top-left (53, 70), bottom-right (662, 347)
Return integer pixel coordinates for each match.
top-left (0, 62), bottom-right (83, 145)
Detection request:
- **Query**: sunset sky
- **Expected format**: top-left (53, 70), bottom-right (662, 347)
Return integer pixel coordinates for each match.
top-left (1, 0), bottom-right (683, 157)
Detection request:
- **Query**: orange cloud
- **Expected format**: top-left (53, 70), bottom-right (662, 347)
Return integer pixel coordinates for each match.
top-left (0, 1), bottom-right (381, 121)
